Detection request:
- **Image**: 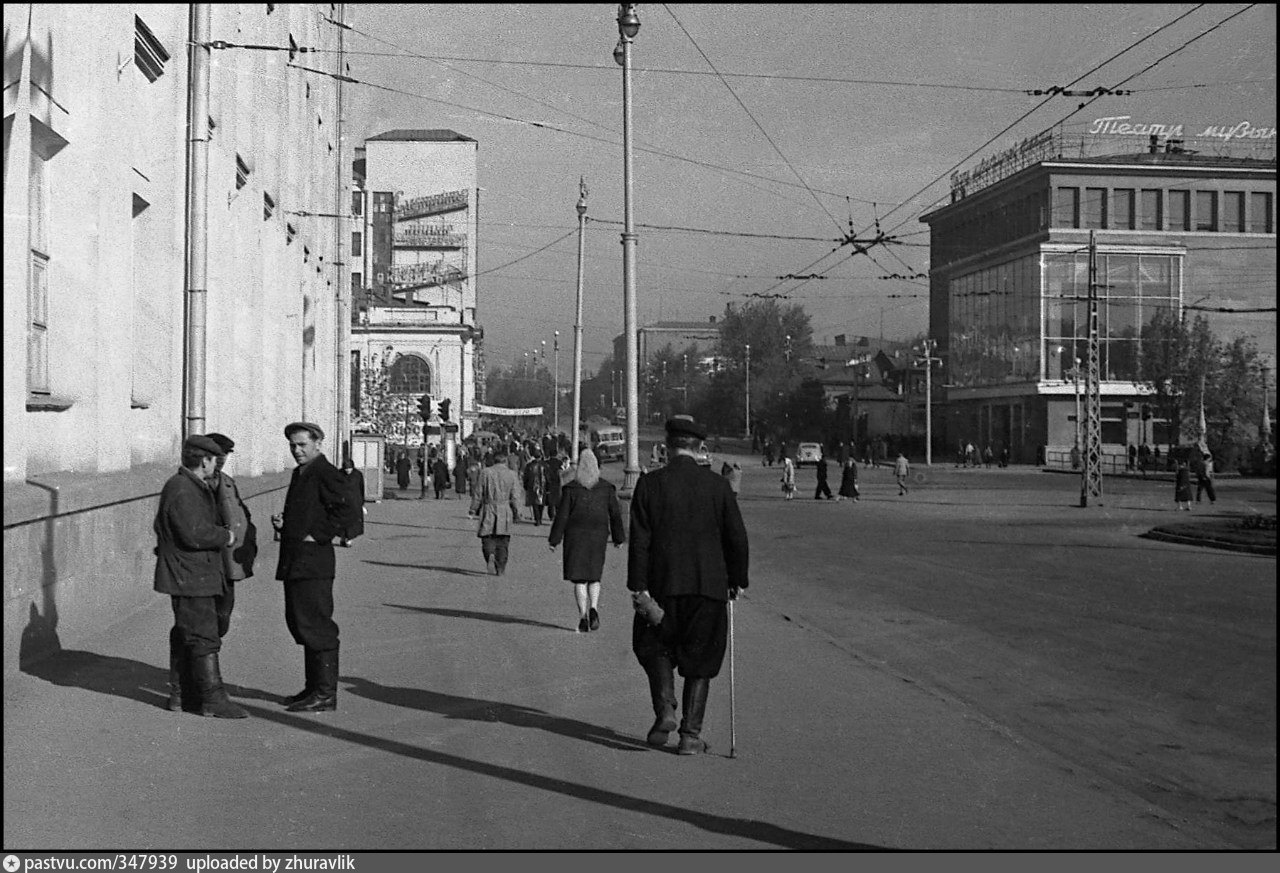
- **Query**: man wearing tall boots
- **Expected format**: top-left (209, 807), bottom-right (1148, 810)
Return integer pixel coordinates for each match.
top-left (272, 422), bottom-right (357, 713)
top-left (154, 435), bottom-right (245, 718)
top-left (628, 415), bottom-right (750, 755)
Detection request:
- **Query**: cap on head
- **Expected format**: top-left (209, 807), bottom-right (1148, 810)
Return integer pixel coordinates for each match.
top-left (284, 421), bottom-right (325, 441)
top-left (184, 434), bottom-right (226, 456)
top-left (665, 414), bottom-right (707, 441)
top-left (206, 432), bottom-right (235, 454)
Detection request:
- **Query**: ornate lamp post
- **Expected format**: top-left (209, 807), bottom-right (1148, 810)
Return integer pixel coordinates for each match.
top-left (553, 330), bottom-right (560, 433)
top-left (616, 3), bottom-right (641, 491)
top-left (915, 338), bottom-right (941, 465)
top-left (744, 343), bottom-right (751, 439)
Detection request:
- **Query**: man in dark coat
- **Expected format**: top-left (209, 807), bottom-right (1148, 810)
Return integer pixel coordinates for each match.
top-left (813, 454), bottom-right (833, 500)
top-left (153, 435), bottom-right (245, 718)
top-left (271, 422), bottom-right (357, 713)
top-left (395, 452), bottom-right (411, 491)
top-left (338, 457), bottom-right (365, 546)
top-left (628, 415), bottom-right (749, 755)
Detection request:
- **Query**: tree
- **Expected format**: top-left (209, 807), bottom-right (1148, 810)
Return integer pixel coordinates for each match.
top-left (353, 352), bottom-right (405, 438)
top-left (1207, 336), bottom-right (1265, 468)
top-left (713, 300), bottom-right (815, 437)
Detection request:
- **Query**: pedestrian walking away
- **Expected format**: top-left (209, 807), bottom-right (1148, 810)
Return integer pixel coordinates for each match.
top-left (813, 454), bottom-right (833, 500)
top-left (780, 456), bottom-right (796, 500)
top-left (474, 445), bottom-right (523, 575)
top-left (153, 435), bottom-right (244, 718)
top-left (272, 422), bottom-right (358, 713)
top-left (432, 454), bottom-right (451, 500)
top-left (547, 449), bottom-right (625, 633)
top-left (1193, 450), bottom-right (1217, 504)
top-left (523, 449), bottom-right (548, 525)
top-left (894, 451), bottom-right (910, 496)
top-left (836, 456), bottom-right (859, 502)
top-left (544, 451), bottom-right (564, 522)
top-left (628, 416), bottom-right (750, 755)
top-left (337, 456), bottom-right (366, 546)
top-left (395, 452), bottom-right (411, 492)
top-left (1174, 459), bottom-right (1193, 511)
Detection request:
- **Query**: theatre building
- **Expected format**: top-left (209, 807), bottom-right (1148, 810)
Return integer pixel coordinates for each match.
top-left (922, 127), bottom-right (1275, 464)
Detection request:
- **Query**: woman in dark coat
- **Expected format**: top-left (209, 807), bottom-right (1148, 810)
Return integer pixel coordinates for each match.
top-left (523, 450), bottom-right (547, 525)
top-left (395, 452), bottom-right (411, 491)
top-left (543, 453), bottom-right (564, 523)
top-left (432, 455), bottom-right (451, 499)
top-left (547, 449), bottom-right (625, 632)
top-left (339, 457), bottom-right (365, 545)
top-left (837, 457), bottom-right (859, 502)
top-left (1174, 459), bottom-right (1193, 510)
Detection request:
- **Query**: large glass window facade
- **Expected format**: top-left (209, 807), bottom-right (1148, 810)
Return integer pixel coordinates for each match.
top-left (948, 255), bottom-right (1040, 388)
top-left (1042, 252), bottom-right (1181, 384)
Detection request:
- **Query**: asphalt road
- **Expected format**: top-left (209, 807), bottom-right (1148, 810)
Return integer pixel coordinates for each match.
top-left (731, 457), bottom-right (1277, 850)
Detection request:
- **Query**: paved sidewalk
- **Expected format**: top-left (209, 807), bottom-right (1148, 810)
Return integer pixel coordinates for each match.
top-left (4, 474), bottom-right (1223, 850)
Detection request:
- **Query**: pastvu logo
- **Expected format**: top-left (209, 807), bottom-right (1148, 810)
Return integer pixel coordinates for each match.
top-left (4, 855), bottom-right (21, 873)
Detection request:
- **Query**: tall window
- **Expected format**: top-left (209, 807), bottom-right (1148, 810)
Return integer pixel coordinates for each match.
top-left (1083, 188), bottom-right (1106, 229)
top-left (1195, 190), bottom-right (1217, 231)
top-left (1168, 190), bottom-right (1190, 231)
top-left (28, 154), bottom-right (51, 393)
top-left (1111, 189), bottom-right (1134, 230)
top-left (1248, 192), bottom-right (1272, 234)
top-left (1222, 191), bottom-right (1245, 233)
top-left (351, 231), bottom-right (362, 257)
top-left (1053, 187), bottom-right (1079, 228)
top-left (389, 355), bottom-right (431, 394)
top-left (1139, 189), bottom-right (1162, 230)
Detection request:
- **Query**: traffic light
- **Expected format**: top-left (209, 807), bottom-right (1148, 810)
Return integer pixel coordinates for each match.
top-left (417, 394), bottom-right (431, 421)
top-left (438, 398), bottom-right (451, 422)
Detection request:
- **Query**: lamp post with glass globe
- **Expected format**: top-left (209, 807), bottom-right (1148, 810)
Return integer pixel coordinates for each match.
top-left (615, 3), bottom-right (641, 491)
top-left (571, 180), bottom-right (588, 463)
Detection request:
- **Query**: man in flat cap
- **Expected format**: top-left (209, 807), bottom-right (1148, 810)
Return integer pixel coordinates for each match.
top-left (627, 414), bottom-right (749, 754)
top-left (153, 435), bottom-right (246, 718)
top-left (206, 434), bottom-right (257, 637)
top-left (272, 422), bottom-right (357, 712)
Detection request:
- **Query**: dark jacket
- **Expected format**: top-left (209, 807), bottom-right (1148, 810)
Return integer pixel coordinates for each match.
top-left (213, 470), bottom-right (257, 581)
top-left (544, 457), bottom-right (564, 510)
top-left (432, 458), bottom-right (451, 489)
top-left (548, 479), bottom-right (625, 582)
top-left (627, 454), bottom-right (749, 601)
top-left (276, 454), bottom-right (355, 581)
top-left (816, 457), bottom-right (829, 481)
top-left (154, 467), bottom-right (231, 596)
top-left (523, 459), bottom-right (546, 507)
top-left (838, 461), bottom-right (859, 498)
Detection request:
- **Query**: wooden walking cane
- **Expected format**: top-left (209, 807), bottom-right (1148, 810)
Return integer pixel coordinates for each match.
top-left (728, 597), bottom-right (737, 758)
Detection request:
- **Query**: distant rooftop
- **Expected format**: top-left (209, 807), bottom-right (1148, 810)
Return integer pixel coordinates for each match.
top-left (367, 129), bottom-right (477, 143)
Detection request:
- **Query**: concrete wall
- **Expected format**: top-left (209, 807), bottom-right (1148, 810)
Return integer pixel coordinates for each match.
top-left (3, 4), bottom-right (349, 671)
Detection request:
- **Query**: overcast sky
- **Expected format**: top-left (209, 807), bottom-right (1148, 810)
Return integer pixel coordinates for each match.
top-left (339, 3), bottom-right (1275, 373)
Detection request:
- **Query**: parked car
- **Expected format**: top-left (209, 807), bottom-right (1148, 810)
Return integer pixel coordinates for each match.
top-left (795, 442), bottom-right (823, 467)
top-left (694, 443), bottom-right (713, 467)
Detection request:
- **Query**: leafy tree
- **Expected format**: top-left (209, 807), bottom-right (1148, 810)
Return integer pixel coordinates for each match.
top-left (1207, 336), bottom-right (1265, 468)
top-left (353, 352), bottom-right (407, 438)
top-left (714, 300), bottom-right (814, 435)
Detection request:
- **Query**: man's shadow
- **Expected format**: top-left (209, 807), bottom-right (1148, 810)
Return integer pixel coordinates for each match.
top-left (342, 675), bottom-right (649, 752)
top-left (366, 560), bottom-right (489, 578)
top-left (386, 603), bottom-right (570, 633)
top-left (21, 649), bottom-right (281, 710)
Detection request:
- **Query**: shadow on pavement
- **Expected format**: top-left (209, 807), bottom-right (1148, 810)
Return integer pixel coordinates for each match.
top-left (342, 675), bottom-right (645, 752)
top-left (240, 700), bottom-right (886, 850)
top-left (385, 602), bottom-right (569, 633)
top-left (365, 560), bottom-right (489, 578)
top-left (20, 649), bottom-right (281, 710)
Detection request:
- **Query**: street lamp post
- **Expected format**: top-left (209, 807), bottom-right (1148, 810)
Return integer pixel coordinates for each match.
top-left (1072, 356), bottom-right (1082, 458)
top-left (553, 331), bottom-right (560, 433)
top-left (571, 178), bottom-right (587, 464)
top-left (915, 338), bottom-right (941, 465)
top-left (615, 3), bottom-right (641, 491)
top-left (744, 343), bottom-right (751, 439)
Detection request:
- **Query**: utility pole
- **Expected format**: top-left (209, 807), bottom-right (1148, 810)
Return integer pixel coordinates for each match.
top-left (1082, 230), bottom-right (1103, 506)
top-left (553, 330), bottom-right (560, 434)
top-left (744, 343), bottom-right (751, 439)
top-left (571, 178), bottom-right (587, 463)
top-left (915, 339), bottom-right (941, 465)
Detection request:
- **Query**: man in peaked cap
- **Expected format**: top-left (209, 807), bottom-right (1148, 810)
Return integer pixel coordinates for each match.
top-left (271, 421), bottom-right (358, 712)
top-left (153, 434), bottom-right (246, 718)
top-left (627, 415), bottom-right (749, 754)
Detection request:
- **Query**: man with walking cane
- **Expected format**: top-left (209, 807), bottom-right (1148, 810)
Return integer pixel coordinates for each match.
top-left (628, 415), bottom-right (750, 755)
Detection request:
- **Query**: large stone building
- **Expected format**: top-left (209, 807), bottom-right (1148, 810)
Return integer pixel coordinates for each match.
top-left (922, 125), bottom-right (1275, 463)
top-left (4, 4), bottom-right (350, 671)
top-left (349, 130), bottom-right (481, 446)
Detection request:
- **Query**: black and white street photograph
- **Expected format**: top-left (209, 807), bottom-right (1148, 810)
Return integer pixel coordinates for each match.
top-left (3, 2), bottom-right (1275, 856)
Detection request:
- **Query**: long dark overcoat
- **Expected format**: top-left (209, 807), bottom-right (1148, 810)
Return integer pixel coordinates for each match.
top-left (627, 454), bottom-right (749, 600)
top-left (276, 454), bottom-right (354, 581)
top-left (547, 479), bottom-right (625, 582)
top-left (838, 461), bottom-right (859, 498)
top-left (154, 467), bottom-right (230, 596)
top-left (544, 458), bottom-right (563, 511)
top-left (342, 469), bottom-right (365, 538)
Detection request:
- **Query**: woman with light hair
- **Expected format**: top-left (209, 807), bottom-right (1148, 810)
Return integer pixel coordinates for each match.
top-left (548, 449), bottom-right (626, 632)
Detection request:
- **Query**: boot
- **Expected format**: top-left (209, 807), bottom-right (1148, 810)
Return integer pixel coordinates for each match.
top-left (167, 628), bottom-right (194, 712)
top-left (191, 653), bottom-right (248, 719)
top-left (676, 677), bottom-right (711, 755)
top-left (643, 658), bottom-right (678, 747)
top-left (283, 648), bottom-right (317, 706)
top-left (287, 648), bottom-right (337, 712)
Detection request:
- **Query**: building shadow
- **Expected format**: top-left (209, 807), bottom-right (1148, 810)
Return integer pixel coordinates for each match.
top-left (342, 675), bottom-right (647, 752)
top-left (365, 560), bottom-right (488, 578)
top-left (385, 603), bottom-right (569, 633)
top-left (20, 649), bottom-right (280, 710)
top-left (236, 700), bottom-right (887, 850)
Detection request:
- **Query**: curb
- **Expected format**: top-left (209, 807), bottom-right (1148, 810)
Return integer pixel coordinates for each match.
top-left (1140, 528), bottom-right (1276, 556)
